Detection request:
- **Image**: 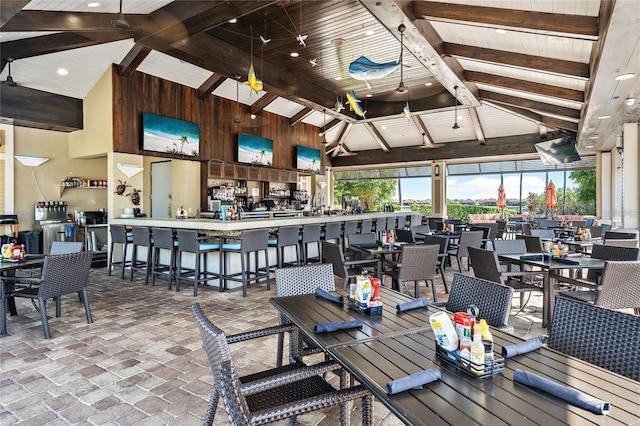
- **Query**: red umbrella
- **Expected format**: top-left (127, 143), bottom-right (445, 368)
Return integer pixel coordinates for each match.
top-left (546, 181), bottom-right (557, 211)
top-left (497, 184), bottom-right (507, 209)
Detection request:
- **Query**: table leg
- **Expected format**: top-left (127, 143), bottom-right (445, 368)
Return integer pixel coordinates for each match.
top-left (1, 283), bottom-right (7, 336)
top-left (542, 271), bottom-right (550, 328)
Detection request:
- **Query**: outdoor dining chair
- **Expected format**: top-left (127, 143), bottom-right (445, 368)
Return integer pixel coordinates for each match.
top-left (192, 303), bottom-right (374, 426)
top-left (447, 230), bottom-right (483, 272)
top-left (383, 244), bottom-right (440, 300)
top-left (322, 241), bottom-right (378, 290)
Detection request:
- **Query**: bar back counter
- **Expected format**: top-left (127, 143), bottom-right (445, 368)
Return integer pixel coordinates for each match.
top-left (109, 212), bottom-right (419, 295)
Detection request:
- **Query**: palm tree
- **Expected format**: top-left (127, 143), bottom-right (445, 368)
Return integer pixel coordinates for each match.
top-left (179, 135), bottom-right (188, 153)
top-left (311, 158), bottom-right (317, 171)
top-left (259, 149), bottom-right (266, 164)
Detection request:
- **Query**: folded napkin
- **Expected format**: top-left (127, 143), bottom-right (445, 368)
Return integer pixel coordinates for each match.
top-left (502, 337), bottom-right (542, 358)
top-left (520, 254), bottom-right (543, 261)
top-left (554, 257), bottom-right (580, 265)
top-left (514, 369), bottom-right (610, 415)
top-left (386, 368), bottom-right (441, 394)
top-left (396, 298), bottom-right (429, 313)
top-left (564, 252), bottom-right (584, 258)
top-left (313, 320), bottom-right (362, 334)
top-left (315, 287), bottom-right (344, 304)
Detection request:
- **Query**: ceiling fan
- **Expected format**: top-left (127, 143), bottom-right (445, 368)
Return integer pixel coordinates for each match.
top-left (111, 0), bottom-right (131, 30)
top-left (452, 85), bottom-right (460, 130)
top-left (396, 24), bottom-right (408, 94)
top-left (223, 76), bottom-right (261, 127)
top-left (414, 132), bottom-right (430, 149)
top-left (3, 58), bottom-right (18, 86)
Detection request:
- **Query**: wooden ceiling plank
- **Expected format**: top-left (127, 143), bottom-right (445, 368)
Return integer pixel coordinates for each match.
top-left (289, 108), bottom-right (314, 127)
top-left (484, 100), bottom-right (578, 132)
top-left (197, 74), bottom-right (225, 100)
top-left (1, 0), bottom-right (30, 27)
top-left (325, 119), bottom-right (343, 133)
top-left (465, 71), bottom-right (584, 103)
top-left (446, 43), bottom-right (590, 80)
top-left (118, 44), bottom-right (152, 78)
top-left (413, 1), bottom-right (599, 39)
top-left (251, 93), bottom-right (278, 114)
top-left (468, 107), bottom-right (486, 145)
top-left (479, 90), bottom-right (580, 120)
top-left (1, 10), bottom-right (149, 31)
top-left (364, 123), bottom-right (391, 152)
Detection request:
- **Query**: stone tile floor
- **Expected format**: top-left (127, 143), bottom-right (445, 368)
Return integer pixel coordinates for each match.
top-left (1, 265), bottom-right (545, 425)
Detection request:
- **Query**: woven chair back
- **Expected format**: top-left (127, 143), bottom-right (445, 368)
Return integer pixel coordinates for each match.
top-left (275, 263), bottom-right (335, 297)
top-left (596, 261), bottom-right (640, 310)
top-left (49, 241), bottom-right (84, 254)
top-left (39, 251), bottom-right (93, 299)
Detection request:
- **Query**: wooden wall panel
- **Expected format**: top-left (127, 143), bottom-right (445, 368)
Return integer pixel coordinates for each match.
top-left (112, 64), bottom-right (324, 170)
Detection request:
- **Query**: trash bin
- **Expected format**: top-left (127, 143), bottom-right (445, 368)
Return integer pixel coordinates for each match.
top-left (18, 230), bottom-right (42, 254)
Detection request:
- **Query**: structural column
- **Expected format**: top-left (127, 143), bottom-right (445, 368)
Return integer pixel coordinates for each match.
top-left (621, 122), bottom-right (639, 228)
top-left (431, 161), bottom-right (447, 218)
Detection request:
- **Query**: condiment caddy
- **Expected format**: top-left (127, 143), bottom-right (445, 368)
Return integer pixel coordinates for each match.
top-left (347, 274), bottom-right (383, 315)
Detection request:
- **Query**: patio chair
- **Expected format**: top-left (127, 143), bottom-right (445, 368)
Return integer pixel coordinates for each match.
top-left (492, 239), bottom-right (528, 273)
top-left (530, 229), bottom-right (555, 240)
top-left (603, 239), bottom-right (639, 248)
top-left (409, 224), bottom-right (431, 242)
top-left (347, 232), bottom-right (378, 260)
top-left (421, 234), bottom-right (450, 293)
top-left (322, 241), bottom-right (378, 290)
top-left (581, 244), bottom-right (639, 283)
top-left (435, 273), bottom-right (513, 330)
top-left (383, 244), bottom-right (440, 300)
top-left (548, 297), bottom-right (640, 381)
top-left (6, 251), bottom-right (94, 338)
top-left (603, 231), bottom-right (638, 240)
top-left (557, 261), bottom-right (640, 315)
top-left (394, 228), bottom-right (414, 243)
top-left (521, 222), bottom-right (533, 236)
top-left (447, 230), bottom-right (483, 272)
top-left (586, 225), bottom-right (603, 238)
top-left (192, 303), bottom-right (374, 426)
top-left (274, 264), bottom-right (336, 367)
top-left (516, 235), bottom-right (544, 252)
top-left (468, 246), bottom-right (542, 316)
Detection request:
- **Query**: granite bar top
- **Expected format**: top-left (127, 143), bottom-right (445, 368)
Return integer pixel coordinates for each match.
top-left (110, 211), bottom-right (417, 231)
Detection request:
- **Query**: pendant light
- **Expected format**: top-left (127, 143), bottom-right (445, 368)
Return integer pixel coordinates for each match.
top-left (396, 24), bottom-right (407, 94)
top-left (3, 57), bottom-right (17, 86)
top-left (320, 109), bottom-right (328, 145)
top-left (452, 85), bottom-right (460, 130)
top-left (111, 0), bottom-right (131, 30)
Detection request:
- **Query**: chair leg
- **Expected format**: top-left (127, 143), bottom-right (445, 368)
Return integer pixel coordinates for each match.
top-left (81, 288), bottom-right (93, 324)
top-left (38, 297), bottom-right (51, 339)
top-left (264, 249), bottom-right (270, 290)
top-left (431, 278), bottom-right (438, 303)
top-left (121, 244), bottom-right (128, 279)
top-left (203, 387), bottom-right (219, 426)
top-left (193, 253), bottom-right (200, 296)
top-left (108, 242), bottom-right (114, 276)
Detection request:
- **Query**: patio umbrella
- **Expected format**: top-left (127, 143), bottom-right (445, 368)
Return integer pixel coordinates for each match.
top-left (546, 181), bottom-right (557, 211)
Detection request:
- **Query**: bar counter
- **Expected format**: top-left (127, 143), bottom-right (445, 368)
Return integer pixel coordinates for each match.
top-left (110, 211), bottom-right (417, 231)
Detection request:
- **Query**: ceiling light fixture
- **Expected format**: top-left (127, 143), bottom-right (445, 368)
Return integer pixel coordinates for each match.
top-left (495, 29), bottom-right (507, 35)
top-left (625, 97), bottom-right (636, 106)
top-left (111, 0), bottom-right (130, 30)
top-left (597, 115), bottom-right (611, 119)
top-left (365, 29), bottom-right (375, 36)
top-left (290, 52), bottom-right (299, 57)
top-left (396, 24), bottom-right (408, 94)
top-left (452, 85), bottom-right (460, 129)
top-left (87, 2), bottom-right (100, 7)
top-left (3, 57), bottom-right (17, 86)
top-left (15, 156), bottom-right (49, 167)
top-left (228, 18), bottom-right (237, 24)
top-left (57, 68), bottom-right (68, 76)
top-left (615, 73), bottom-right (636, 81)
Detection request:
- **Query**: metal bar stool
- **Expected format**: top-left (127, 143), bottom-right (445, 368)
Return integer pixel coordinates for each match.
top-left (130, 226), bottom-right (153, 285)
top-left (358, 219), bottom-right (373, 234)
top-left (342, 221), bottom-right (359, 252)
top-left (268, 225), bottom-right (301, 271)
top-left (220, 229), bottom-right (270, 297)
top-left (175, 230), bottom-right (220, 296)
top-left (300, 224), bottom-right (322, 265)
top-left (150, 227), bottom-right (178, 289)
top-left (321, 222), bottom-right (342, 245)
top-left (108, 224), bottom-right (132, 279)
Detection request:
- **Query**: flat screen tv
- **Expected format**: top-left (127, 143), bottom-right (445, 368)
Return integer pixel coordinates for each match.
top-left (142, 112), bottom-right (200, 157)
top-left (296, 146), bottom-right (321, 172)
top-left (534, 136), bottom-right (581, 165)
top-left (237, 133), bottom-right (273, 166)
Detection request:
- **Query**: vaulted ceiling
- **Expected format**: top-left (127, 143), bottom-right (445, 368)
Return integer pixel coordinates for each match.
top-left (1, 0), bottom-right (639, 169)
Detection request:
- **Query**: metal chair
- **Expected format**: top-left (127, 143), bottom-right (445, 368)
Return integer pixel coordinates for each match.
top-left (435, 273), bottom-right (514, 330)
top-left (49, 241), bottom-right (84, 254)
top-left (530, 229), bottom-right (555, 240)
top-left (468, 246), bottom-right (542, 316)
top-left (492, 239), bottom-right (528, 273)
top-left (299, 224), bottom-right (322, 264)
top-left (358, 219), bottom-right (373, 234)
top-left (130, 226), bottom-right (153, 285)
top-left (603, 239), bottom-right (639, 248)
top-left (603, 231), bottom-right (638, 240)
top-left (192, 303), bottom-right (373, 426)
top-left (421, 234), bottom-right (449, 293)
top-left (521, 222), bottom-right (533, 236)
top-left (150, 227), bottom-right (178, 289)
top-left (107, 224), bottom-right (132, 279)
top-left (175, 230), bottom-right (220, 296)
top-left (394, 228), bottom-right (414, 243)
top-left (346, 232), bottom-right (378, 260)
top-left (275, 264), bottom-right (335, 367)
top-left (447, 230), bottom-right (483, 272)
top-left (587, 225), bottom-right (603, 238)
top-left (410, 224), bottom-right (431, 242)
top-left (341, 221), bottom-right (359, 252)
top-left (6, 251), bottom-right (93, 338)
top-left (220, 229), bottom-right (270, 297)
top-left (558, 261), bottom-right (640, 315)
top-left (516, 235), bottom-right (544, 252)
top-left (582, 244), bottom-right (639, 283)
top-left (322, 241), bottom-right (378, 290)
top-left (384, 244), bottom-right (440, 300)
top-left (548, 297), bottom-right (640, 381)
top-left (268, 225), bottom-right (302, 270)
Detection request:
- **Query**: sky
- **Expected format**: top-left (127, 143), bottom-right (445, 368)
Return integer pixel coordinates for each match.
top-left (397, 171), bottom-right (574, 201)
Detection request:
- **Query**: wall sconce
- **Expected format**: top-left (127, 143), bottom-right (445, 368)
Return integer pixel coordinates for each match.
top-left (15, 156), bottom-right (49, 167)
top-left (117, 163), bottom-right (144, 178)
top-left (434, 164), bottom-right (440, 177)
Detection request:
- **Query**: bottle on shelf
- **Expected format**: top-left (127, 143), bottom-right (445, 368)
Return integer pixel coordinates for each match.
top-left (479, 319), bottom-right (494, 364)
top-left (470, 324), bottom-right (485, 374)
top-left (459, 326), bottom-right (472, 364)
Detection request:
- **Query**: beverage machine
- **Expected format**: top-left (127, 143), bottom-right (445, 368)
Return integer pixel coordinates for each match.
top-left (35, 200), bottom-right (70, 254)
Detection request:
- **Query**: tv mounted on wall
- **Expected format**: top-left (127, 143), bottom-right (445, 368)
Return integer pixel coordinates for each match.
top-left (296, 146), bottom-right (321, 172)
top-left (142, 112), bottom-right (200, 157)
top-left (237, 133), bottom-right (273, 166)
top-left (534, 136), bottom-right (581, 165)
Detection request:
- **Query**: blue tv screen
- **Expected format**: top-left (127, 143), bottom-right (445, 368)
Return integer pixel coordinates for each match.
top-left (296, 146), bottom-right (321, 172)
top-left (237, 133), bottom-right (273, 166)
top-left (142, 112), bottom-right (200, 157)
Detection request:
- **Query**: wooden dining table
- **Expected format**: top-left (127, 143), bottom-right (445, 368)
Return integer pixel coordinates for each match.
top-left (271, 287), bottom-right (640, 426)
top-left (1, 255), bottom-right (45, 336)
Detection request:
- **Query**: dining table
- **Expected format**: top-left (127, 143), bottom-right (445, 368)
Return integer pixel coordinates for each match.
top-left (350, 243), bottom-right (404, 288)
top-left (497, 253), bottom-right (605, 328)
top-left (270, 286), bottom-right (640, 426)
top-left (1, 255), bottom-right (46, 336)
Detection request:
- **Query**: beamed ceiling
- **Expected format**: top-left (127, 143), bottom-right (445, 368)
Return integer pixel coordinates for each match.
top-left (1, 0), bottom-right (639, 169)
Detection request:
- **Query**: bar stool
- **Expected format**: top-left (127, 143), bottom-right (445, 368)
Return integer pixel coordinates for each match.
top-left (150, 227), bottom-right (178, 289)
top-left (175, 230), bottom-right (220, 296)
top-left (108, 224), bottom-right (132, 279)
top-left (299, 224), bottom-right (322, 265)
top-left (220, 229), bottom-right (270, 297)
top-left (373, 217), bottom-right (386, 240)
top-left (321, 222), bottom-right (342, 245)
top-left (358, 219), bottom-right (373, 234)
top-left (341, 221), bottom-right (359, 252)
top-left (268, 225), bottom-right (301, 271)
top-left (130, 226), bottom-right (153, 285)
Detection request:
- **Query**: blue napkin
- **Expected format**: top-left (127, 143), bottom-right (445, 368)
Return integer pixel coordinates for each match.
top-left (313, 320), bottom-right (362, 334)
top-left (386, 368), bottom-right (441, 394)
top-left (554, 257), bottom-right (580, 265)
top-left (514, 369), bottom-right (610, 415)
top-left (396, 298), bottom-right (429, 313)
top-left (315, 287), bottom-right (344, 304)
top-left (502, 337), bottom-right (542, 358)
